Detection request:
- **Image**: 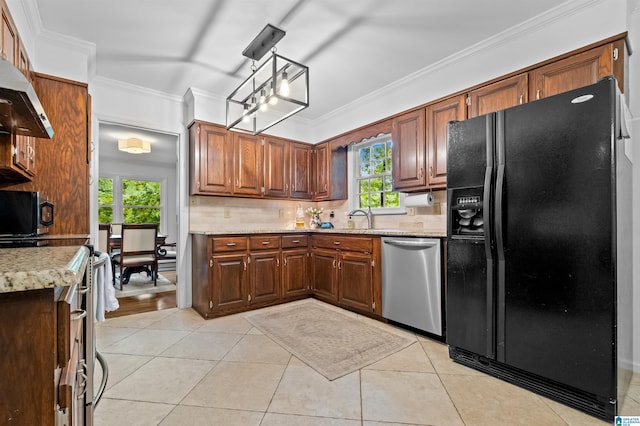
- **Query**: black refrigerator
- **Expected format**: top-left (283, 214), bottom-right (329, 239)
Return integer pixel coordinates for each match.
top-left (445, 77), bottom-right (633, 420)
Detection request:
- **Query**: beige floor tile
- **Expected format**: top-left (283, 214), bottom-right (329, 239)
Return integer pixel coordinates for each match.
top-left (146, 308), bottom-right (207, 331)
top-left (361, 369), bottom-right (463, 425)
top-left (94, 352), bottom-right (153, 391)
top-left (197, 313), bottom-right (254, 334)
top-left (365, 342), bottom-right (435, 373)
top-left (160, 331), bottom-right (243, 360)
top-left (363, 422), bottom-right (425, 426)
top-left (94, 398), bottom-right (174, 426)
top-left (99, 308), bottom-right (178, 328)
top-left (542, 398), bottom-right (610, 426)
top-left (95, 326), bottom-right (140, 349)
top-left (102, 329), bottom-right (190, 356)
top-left (261, 413), bottom-right (362, 425)
top-left (247, 326), bottom-right (264, 335)
top-left (419, 337), bottom-right (485, 376)
top-left (268, 363), bottom-right (361, 419)
top-left (223, 334), bottom-right (292, 364)
top-left (104, 356), bottom-right (215, 404)
top-left (440, 373), bottom-right (566, 426)
top-left (159, 405), bottom-right (263, 425)
top-left (182, 361), bottom-right (285, 411)
top-left (627, 382), bottom-right (640, 403)
top-left (620, 394), bottom-right (640, 416)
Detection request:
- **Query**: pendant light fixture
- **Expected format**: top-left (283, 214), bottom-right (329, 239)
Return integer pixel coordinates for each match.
top-left (226, 24), bottom-right (309, 135)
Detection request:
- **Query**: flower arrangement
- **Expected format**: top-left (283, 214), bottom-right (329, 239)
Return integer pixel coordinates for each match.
top-left (305, 207), bottom-right (324, 217)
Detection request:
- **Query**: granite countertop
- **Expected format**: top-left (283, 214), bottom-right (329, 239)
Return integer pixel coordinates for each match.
top-left (190, 228), bottom-right (447, 238)
top-left (0, 246), bottom-right (90, 293)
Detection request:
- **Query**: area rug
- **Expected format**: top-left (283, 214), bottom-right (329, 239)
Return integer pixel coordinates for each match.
top-left (245, 301), bottom-right (415, 380)
top-left (114, 272), bottom-right (175, 298)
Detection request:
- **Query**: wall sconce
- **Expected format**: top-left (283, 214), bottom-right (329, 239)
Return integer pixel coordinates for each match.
top-left (118, 137), bottom-right (151, 154)
top-left (226, 24), bottom-right (309, 135)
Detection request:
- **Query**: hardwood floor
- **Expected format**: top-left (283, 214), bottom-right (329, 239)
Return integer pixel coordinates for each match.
top-left (105, 269), bottom-right (177, 319)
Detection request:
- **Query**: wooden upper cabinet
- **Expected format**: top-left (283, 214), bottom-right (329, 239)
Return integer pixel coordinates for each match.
top-left (233, 133), bottom-right (263, 196)
top-left (263, 136), bottom-right (289, 198)
top-left (190, 122), bottom-right (232, 194)
top-left (426, 95), bottom-right (466, 188)
top-left (392, 109), bottom-right (426, 191)
top-left (1, 3), bottom-right (16, 65)
top-left (290, 142), bottom-right (312, 199)
top-left (530, 43), bottom-right (615, 101)
top-left (467, 73), bottom-right (528, 118)
top-left (314, 142), bottom-right (329, 199)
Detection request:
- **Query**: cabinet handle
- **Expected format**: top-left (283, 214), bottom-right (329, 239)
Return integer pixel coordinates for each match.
top-left (338, 260), bottom-right (342, 269)
top-left (77, 286), bottom-right (89, 294)
top-left (236, 178), bottom-right (240, 187)
top-left (261, 241), bottom-right (270, 245)
top-left (333, 241), bottom-right (341, 245)
top-left (71, 309), bottom-right (87, 321)
top-left (276, 258), bottom-right (280, 267)
top-left (292, 240), bottom-right (300, 243)
top-left (536, 89), bottom-right (541, 100)
top-left (248, 294), bottom-right (252, 302)
top-left (284, 258), bottom-right (287, 266)
top-left (228, 177), bottom-right (231, 185)
top-left (429, 166), bottom-right (433, 177)
top-left (519, 95), bottom-right (523, 105)
top-left (77, 371), bottom-right (88, 399)
top-left (332, 259), bottom-right (336, 268)
top-left (243, 261), bottom-right (247, 270)
top-left (226, 243), bottom-right (237, 247)
top-left (419, 167), bottom-right (423, 179)
top-left (210, 259), bottom-right (213, 267)
top-left (324, 183), bottom-right (328, 191)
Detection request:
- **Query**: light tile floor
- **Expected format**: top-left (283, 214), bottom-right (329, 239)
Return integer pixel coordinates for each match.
top-left (94, 300), bottom-right (640, 425)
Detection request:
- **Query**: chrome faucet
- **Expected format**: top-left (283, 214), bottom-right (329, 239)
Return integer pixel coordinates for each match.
top-left (348, 206), bottom-right (373, 229)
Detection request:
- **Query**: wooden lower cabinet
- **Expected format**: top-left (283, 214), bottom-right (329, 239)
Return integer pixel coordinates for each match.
top-left (192, 233), bottom-right (382, 318)
top-left (282, 249), bottom-right (310, 297)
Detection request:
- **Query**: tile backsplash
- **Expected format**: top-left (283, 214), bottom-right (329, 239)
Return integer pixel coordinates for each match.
top-left (189, 190), bottom-right (447, 234)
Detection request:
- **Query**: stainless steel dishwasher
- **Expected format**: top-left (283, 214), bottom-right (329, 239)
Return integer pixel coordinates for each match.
top-left (381, 237), bottom-right (442, 337)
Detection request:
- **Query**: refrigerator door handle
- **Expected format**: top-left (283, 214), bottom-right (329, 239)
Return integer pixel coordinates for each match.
top-left (494, 110), bottom-right (506, 362)
top-left (483, 113), bottom-right (495, 359)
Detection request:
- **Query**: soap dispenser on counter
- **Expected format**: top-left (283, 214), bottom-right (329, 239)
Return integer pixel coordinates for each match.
top-left (295, 205), bottom-right (305, 229)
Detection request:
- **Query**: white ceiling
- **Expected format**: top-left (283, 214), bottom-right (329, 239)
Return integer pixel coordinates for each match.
top-left (33, 0), bottom-right (565, 163)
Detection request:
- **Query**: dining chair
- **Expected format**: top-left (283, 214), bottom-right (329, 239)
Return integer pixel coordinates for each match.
top-left (111, 223), bottom-right (158, 290)
top-left (97, 224), bottom-right (111, 254)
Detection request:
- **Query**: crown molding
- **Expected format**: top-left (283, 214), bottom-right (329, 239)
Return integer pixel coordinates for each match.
top-left (314, 0), bottom-right (606, 125)
top-left (93, 76), bottom-right (183, 103)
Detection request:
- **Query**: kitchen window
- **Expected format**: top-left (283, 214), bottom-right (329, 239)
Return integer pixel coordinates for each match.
top-left (348, 134), bottom-right (405, 214)
top-left (98, 176), bottom-right (164, 230)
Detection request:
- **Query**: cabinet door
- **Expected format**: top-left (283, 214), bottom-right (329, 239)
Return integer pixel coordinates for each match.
top-left (338, 251), bottom-right (373, 312)
top-left (392, 109), bottom-right (426, 191)
top-left (233, 133), bottom-right (263, 195)
top-left (211, 253), bottom-right (248, 311)
top-left (290, 142), bottom-right (312, 199)
top-left (250, 251), bottom-right (281, 304)
top-left (1, 4), bottom-right (16, 65)
top-left (467, 73), bottom-right (528, 118)
top-left (530, 44), bottom-right (613, 101)
top-left (311, 248), bottom-right (337, 301)
top-left (263, 136), bottom-right (289, 198)
top-left (193, 123), bottom-right (232, 194)
top-left (13, 135), bottom-right (35, 176)
top-left (282, 249), bottom-right (309, 297)
top-left (426, 95), bottom-right (466, 188)
top-left (314, 143), bottom-right (329, 199)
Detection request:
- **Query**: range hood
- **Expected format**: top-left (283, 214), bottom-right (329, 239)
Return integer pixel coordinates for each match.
top-left (0, 58), bottom-right (54, 139)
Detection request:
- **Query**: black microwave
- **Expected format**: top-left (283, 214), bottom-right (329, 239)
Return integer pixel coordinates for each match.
top-left (0, 190), bottom-right (54, 237)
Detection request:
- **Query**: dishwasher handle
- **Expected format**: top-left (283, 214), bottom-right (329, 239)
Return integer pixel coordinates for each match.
top-left (383, 239), bottom-right (438, 249)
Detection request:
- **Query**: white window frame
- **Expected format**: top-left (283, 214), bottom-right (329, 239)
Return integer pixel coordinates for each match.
top-left (98, 174), bottom-right (167, 235)
top-left (348, 134), bottom-right (406, 215)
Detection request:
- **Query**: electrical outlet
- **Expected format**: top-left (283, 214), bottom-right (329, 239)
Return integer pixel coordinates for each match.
top-left (224, 208), bottom-right (230, 218)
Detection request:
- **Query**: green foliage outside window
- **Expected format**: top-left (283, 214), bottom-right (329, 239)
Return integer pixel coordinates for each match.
top-left (97, 177), bottom-right (161, 228)
top-left (356, 139), bottom-right (399, 209)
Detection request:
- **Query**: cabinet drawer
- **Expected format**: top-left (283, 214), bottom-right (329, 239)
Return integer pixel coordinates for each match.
top-left (282, 234), bottom-right (308, 249)
top-left (249, 235), bottom-right (281, 250)
top-left (312, 235), bottom-right (373, 252)
top-left (211, 237), bottom-right (248, 253)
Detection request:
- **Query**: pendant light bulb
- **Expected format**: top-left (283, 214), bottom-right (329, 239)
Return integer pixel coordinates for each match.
top-left (259, 89), bottom-right (268, 112)
top-left (250, 96), bottom-right (257, 118)
top-left (242, 104), bottom-right (250, 123)
top-left (280, 71), bottom-right (290, 96)
top-left (269, 84), bottom-right (278, 105)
